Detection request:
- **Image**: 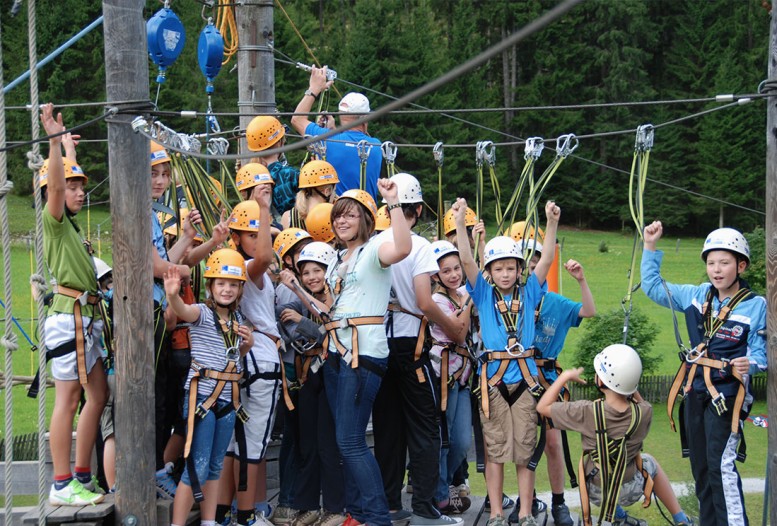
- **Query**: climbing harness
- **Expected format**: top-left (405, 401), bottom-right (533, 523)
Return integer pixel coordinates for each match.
top-left (386, 298), bottom-right (430, 384)
top-left (664, 282), bottom-right (752, 461)
top-left (579, 400), bottom-right (654, 526)
top-left (382, 141), bottom-right (398, 179)
top-left (622, 125), bottom-right (653, 343)
top-left (356, 140), bottom-right (372, 192)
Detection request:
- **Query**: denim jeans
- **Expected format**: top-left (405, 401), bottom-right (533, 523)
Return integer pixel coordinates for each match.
top-left (435, 383), bottom-right (472, 502)
top-left (180, 394), bottom-right (236, 487)
top-left (324, 355), bottom-right (390, 526)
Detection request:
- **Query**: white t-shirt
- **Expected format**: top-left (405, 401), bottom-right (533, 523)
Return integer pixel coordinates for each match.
top-left (240, 262), bottom-right (280, 364)
top-left (375, 230), bottom-right (439, 338)
top-left (325, 235), bottom-right (392, 359)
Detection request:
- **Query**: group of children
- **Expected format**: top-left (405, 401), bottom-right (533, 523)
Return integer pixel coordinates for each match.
top-left (37, 94), bottom-right (765, 526)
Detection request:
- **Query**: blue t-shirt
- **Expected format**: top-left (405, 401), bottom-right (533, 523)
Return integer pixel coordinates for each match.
top-left (304, 122), bottom-right (382, 200)
top-left (467, 272), bottom-right (543, 384)
top-left (532, 292), bottom-right (582, 382)
top-left (151, 211), bottom-right (168, 306)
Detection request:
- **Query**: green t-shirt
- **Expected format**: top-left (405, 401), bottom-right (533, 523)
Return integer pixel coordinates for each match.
top-left (43, 205), bottom-right (99, 318)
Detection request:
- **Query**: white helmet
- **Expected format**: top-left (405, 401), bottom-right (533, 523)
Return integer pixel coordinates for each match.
top-left (93, 257), bottom-right (112, 281)
top-left (430, 240), bottom-right (459, 262)
top-left (384, 172), bottom-right (423, 204)
top-left (701, 227), bottom-right (750, 266)
top-left (593, 344), bottom-right (642, 395)
top-left (296, 241), bottom-right (336, 269)
top-left (517, 239), bottom-right (543, 258)
top-left (483, 236), bottom-right (523, 267)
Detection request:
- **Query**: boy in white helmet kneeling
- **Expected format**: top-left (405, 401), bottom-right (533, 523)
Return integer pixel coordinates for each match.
top-left (537, 345), bottom-right (696, 526)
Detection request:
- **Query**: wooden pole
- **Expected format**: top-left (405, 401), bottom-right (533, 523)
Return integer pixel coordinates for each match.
top-left (102, 1), bottom-right (156, 524)
top-left (235, 0), bottom-right (275, 155)
top-left (765, 2), bottom-right (777, 524)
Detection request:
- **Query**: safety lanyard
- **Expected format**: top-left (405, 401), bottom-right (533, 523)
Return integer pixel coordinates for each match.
top-left (212, 307), bottom-right (240, 356)
top-left (493, 284), bottom-right (524, 352)
top-left (382, 141), bottom-right (397, 179)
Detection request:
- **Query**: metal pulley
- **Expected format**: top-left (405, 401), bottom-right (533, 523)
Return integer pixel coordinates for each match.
top-left (146, 7), bottom-right (186, 83)
top-left (198, 20), bottom-right (224, 94)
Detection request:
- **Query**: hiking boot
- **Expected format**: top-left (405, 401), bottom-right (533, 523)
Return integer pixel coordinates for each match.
top-left (439, 495), bottom-right (471, 515)
top-left (155, 468), bottom-right (177, 500)
top-left (49, 479), bottom-right (105, 506)
top-left (486, 516), bottom-right (507, 526)
top-left (408, 515), bottom-right (462, 526)
top-left (292, 510), bottom-right (320, 526)
top-left (271, 507), bottom-right (299, 525)
top-left (485, 494), bottom-right (515, 512)
top-left (312, 511), bottom-right (346, 526)
top-left (550, 504), bottom-right (573, 526)
top-left (517, 516), bottom-right (537, 526)
top-left (390, 510), bottom-right (412, 524)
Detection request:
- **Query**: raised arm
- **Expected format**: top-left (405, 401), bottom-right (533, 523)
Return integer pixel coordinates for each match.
top-left (537, 367), bottom-right (586, 418)
top-left (415, 274), bottom-right (466, 344)
top-left (377, 179), bottom-right (412, 266)
top-left (247, 185), bottom-right (274, 284)
top-left (183, 213), bottom-right (229, 266)
top-left (279, 269), bottom-right (330, 317)
top-left (290, 66), bottom-right (333, 135)
top-left (164, 266), bottom-right (200, 323)
top-left (453, 199), bottom-right (479, 287)
top-left (40, 104), bottom-right (66, 221)
top-left (533, 201), bottom-right (560, 285)
top-left (564, 259), bottom-right (596, 318)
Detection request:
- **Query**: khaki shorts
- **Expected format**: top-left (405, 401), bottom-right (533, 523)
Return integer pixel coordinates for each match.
top-left (587, 453), bottom-right (658, 507)
top-left (479, 383), bottom-right (538, 466)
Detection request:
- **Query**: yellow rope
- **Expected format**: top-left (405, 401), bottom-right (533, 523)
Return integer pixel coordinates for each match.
top-left (275, 0), bottom-right (342, 99)
top-left (217, 0), bottom-right (238, 65)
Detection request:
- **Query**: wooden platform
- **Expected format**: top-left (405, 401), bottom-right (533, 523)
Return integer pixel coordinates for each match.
top-left (21, 494), bottom-right (115, 526)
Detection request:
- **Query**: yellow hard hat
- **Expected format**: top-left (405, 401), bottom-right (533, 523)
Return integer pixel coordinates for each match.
top-left (246, 116), bottom-right (285, 151)
top-left (150, 141), bottom-right (172, 167)
top-left (273, 228), bottom-right (312, 260)
top-left (442, 207), bottom-right (476, 237)
top-left (375, 205), bottom-right (391, 232)
top-left (305, 202), bottom-right (335, 243)
top-left (38, 157), bottom-right (88, 189)
top-left (236, 163), bottom-right (273, 193)
top-left (204, 248), bottom-right (247, 282)
top-left (338, 189), bottom-right (377, 222)
top-left (299, 160), bottom-right (339, 189)
top-left (505, 221), bottom-right (544, 242)
top-left (230, 200), bottom-right (261, 232)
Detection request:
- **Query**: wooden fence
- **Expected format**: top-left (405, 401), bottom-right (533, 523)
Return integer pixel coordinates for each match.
top-left (0, 432), bottom-right (37, 461)
top-left (568, 373), bottom-right (768, 403)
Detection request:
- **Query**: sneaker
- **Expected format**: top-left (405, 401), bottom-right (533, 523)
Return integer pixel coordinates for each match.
top-left (612, 514), bottom-right (647, 526)
top-left (550, 504), bottom-right (573, 526)
top-left (675, 518), bottom-right (697, 526)
top-left (408, 514), bottom-right (462, 526)
top-left (486, 516), bottom-right (507, 526)
top-left (271, 507), bottom-right (299, 525)
top-left (508, 498), bottom-right (546, 522)
top-left (452, 483), bottom-right (470, 497)
top-left (517, 516), bottom-right (537, 526)
top-left (390, 510), bottom-right (412, 524)
top-left (293, 510), bottom-right (320, 526)
top-left (341, 515), bottom-right (364, 526)
top-left (252, 514), bottom-right (274, 526)
top-left (312, 511), bottom-right (346, 526)
top-left (439, 495), bottom-right (471, 515)
top-left (81, 475), bottom-right (106, 495)
top-left (155, 467), bottom-right (177, 500)
top-left (49, 479), bottom-right (105, 506)
top-left (219, 509), bottom-right (234, 526)
top-left (485, 494), bottom-right (515, 512)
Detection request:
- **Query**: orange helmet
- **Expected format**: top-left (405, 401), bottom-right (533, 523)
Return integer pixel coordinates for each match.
top-left (230, 200), bottom-right (261, 232)
top-left (443, 207), bottom-right (476, 236)
top-left (236, 163), bottom-right (273, 193)
top-left (505, 221), bottom-right (544, 242)
top-left (338, 189), bottom-right (377, 222)
top-left (299, 160), bottom-right (339, 189)
top-left (247, 116), bottom-right (285, 151)
top-left (150, 141), bottom-right (172, 167)
top-left (273, 228), bottom-right (312, 260)
top-left (204, 248), bottom-right (247, 282)
top-left (38, 157), bottom-right (88, 188)
top-left (375, 205), bottom-right (391, 232)
top-left (305, 202), bottom-right (335, 242)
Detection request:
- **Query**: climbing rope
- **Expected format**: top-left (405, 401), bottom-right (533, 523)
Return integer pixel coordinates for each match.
top-left (621, 124), bottom-right (654, 343)
top-left (216, 0), bottom-right (238, 65)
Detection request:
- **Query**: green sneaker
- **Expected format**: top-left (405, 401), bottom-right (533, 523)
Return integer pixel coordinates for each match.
top-left (49, 479), bottom-right (105, 506)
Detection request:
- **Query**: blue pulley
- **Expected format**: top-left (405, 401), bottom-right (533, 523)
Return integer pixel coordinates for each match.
top-left (146, 7), bottom-right (186, 83)
top-left (198, 22), bottom-right (224, 94)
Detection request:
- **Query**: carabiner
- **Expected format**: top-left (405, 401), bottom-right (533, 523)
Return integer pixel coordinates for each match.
top-left (304, 134), bottom-right (327, 159)
top-left (635, 124), bottom-right (654, 152)
top-left (524, 137), bottom-right (544, 160)
top-left (432, 141), bottom-right (444, 167)
top-left (555, 133), bottom-right (579, 157)
top-left (225, 345), bottom-right (241, 363)
top-left (482, 141), bottom-right (496, 166)
top-left (505, 341), bottom-right (526, 357)
top-left (475, 141), bottom-right (485, 167)
top-left (356, 140), bottom-right (372, 163)
top-left (685, 346), bottom-right (706, 364)
top-left (381, 141), bottom-right (398, 164)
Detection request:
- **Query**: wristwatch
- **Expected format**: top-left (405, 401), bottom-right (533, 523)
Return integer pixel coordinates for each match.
top-left (304, 89), bottom-right (319, 100)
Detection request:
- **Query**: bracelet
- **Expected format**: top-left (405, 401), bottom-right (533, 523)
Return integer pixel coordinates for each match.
top-left (387, 203), bottom-right (402, 212)
top-left (304, 89), bottom-right (319, 100)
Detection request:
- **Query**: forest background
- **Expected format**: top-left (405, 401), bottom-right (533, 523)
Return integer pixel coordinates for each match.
top-left (0, 0), bottom-right (769, 235)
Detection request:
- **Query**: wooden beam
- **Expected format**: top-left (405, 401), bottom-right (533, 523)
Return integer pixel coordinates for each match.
top-left (102, 1), bottom-right (156, 524)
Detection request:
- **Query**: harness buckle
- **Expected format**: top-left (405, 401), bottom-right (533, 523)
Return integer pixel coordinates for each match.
top-left (235, 405), bottom-right (250, 423)
top-left (194, 403), bottom-right (209, 419)
top-left (505, 341), bottom-right (526, 357)
top-left (528, 381), bottom-right (544, 397)
top-left (712, 393), bottom-right (728, 415)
